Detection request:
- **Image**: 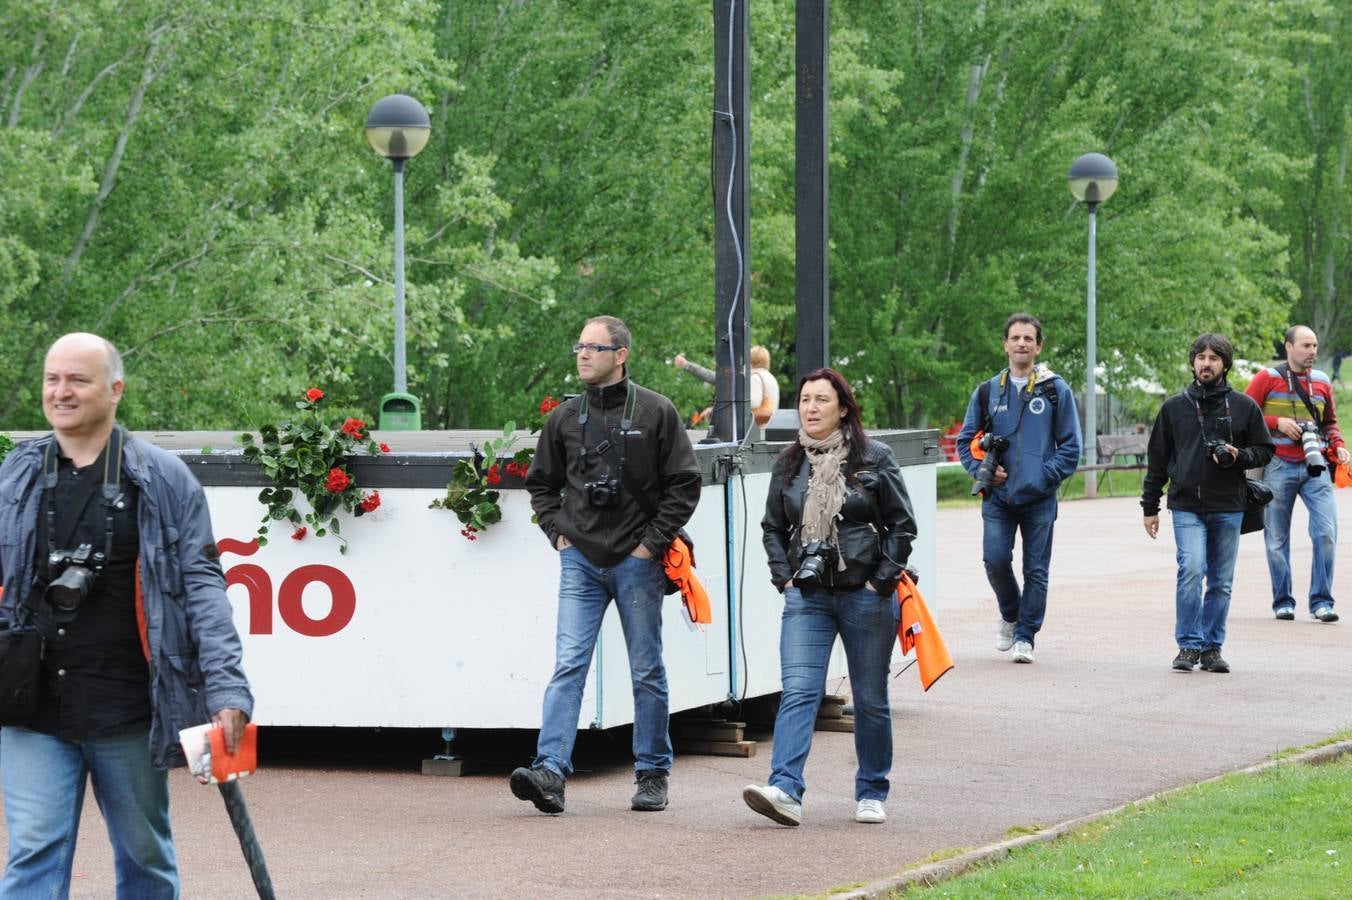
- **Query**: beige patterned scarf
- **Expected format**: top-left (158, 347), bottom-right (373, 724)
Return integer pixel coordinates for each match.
top-left (798, 427), bottom-right (848, 556)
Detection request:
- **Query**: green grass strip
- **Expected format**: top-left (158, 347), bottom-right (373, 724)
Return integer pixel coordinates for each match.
top-left (902, 758), bottom-right (1352, 898)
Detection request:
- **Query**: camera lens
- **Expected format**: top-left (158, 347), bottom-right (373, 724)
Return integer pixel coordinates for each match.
top-left (46, 566), bottom-right (95, 611)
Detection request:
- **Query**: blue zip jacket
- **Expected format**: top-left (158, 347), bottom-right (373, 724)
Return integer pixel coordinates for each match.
top-left (0, 431), bottom-right (253, 769)
top-left (956, 367), bottom-right (1082, 505)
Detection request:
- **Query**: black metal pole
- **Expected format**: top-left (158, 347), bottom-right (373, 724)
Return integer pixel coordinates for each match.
top-left (712, 0), bottom-right (751, 443)
top-left (795, 0), bottom-right (829, 385)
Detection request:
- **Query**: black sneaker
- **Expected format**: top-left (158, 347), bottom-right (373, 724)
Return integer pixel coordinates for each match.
top-left (510, 766), bottom-right (565, 814)
top-left (631, 770), bottom-right (668, 811)
top-left (1312, 606), bottom-right (1340, 623)
top-left (1275, 605), bottom-right (1296, 620)
top-left (1172, 649), bottom-right (1201, 671)
top-left (1199, 649), bottom-right (1230, 673)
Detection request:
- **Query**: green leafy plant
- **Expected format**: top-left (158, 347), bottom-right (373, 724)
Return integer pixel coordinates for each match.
top-left (0, 434), bottom-right (15, 466)
top-left (238, 387), bottom-right (388, 552)
top-left (429, 423), bottom-right (534, 540)
top-left (429, 395), bottom-right (558, 539)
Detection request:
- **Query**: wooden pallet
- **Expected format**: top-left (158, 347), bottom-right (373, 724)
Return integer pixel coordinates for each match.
top-left (815, 693), bottom-right (855, 733)
top-left (673, 718), bottom-right (757, 757)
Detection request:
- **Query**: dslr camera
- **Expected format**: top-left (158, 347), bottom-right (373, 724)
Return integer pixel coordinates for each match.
top-left (1298, 422), bottom-right (1326, 476)
top-left (971, 433), bottom-right (1010, 496)
top-left (1205, 438), bottom-right (1237, 468)
top-left (793, 540), bottom-right (838, 587)
top-left (584, 476), bottom-right (620, 507)
top-left (46, 543), bottom-right (105, 612)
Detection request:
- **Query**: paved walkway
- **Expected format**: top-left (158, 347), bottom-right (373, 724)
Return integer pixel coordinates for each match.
top-left (6, 491), bottom-right (1351, 898)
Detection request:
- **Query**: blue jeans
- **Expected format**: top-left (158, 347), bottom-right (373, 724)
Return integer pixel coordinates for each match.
top-left (1263, 457), bottom-right (1339, 612)
top-left (0, 726), bottom-right (178, 899)
top-left (981, 492), bottom-right (1058, 645)
top-left (1171, 509), bottom-right (1243, 650)
top-left (533, 547), bottom-right (671, 779)
top-left (768, 585), bottom-right (898, 803)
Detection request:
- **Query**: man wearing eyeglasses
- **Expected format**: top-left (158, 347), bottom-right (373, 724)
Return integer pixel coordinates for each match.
top-left (513, 316), bottom-right (700, 816)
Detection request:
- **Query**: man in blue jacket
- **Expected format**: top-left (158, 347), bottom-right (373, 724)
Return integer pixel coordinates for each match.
top-left (957, 314), bottom-right (1082, 663)
top-left (0, 333), bottom-right (253, 898)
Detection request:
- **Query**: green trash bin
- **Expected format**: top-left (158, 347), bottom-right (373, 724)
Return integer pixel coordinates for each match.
top-left (379, 392), bottom-right (422, 431)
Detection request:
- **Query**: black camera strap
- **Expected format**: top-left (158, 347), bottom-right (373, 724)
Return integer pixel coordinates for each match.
top-left (1276, 363), bottom-right (1325, 429)
top-left (41, 427), bottom-right (126, 579)
top-left (575, 383), bottom-right (662, 522)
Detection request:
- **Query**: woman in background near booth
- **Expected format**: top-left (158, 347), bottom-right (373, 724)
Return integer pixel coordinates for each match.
top-left (673, 344), bottom-right (780, 427)
top-left (743, 368), bottom-right (917, 826)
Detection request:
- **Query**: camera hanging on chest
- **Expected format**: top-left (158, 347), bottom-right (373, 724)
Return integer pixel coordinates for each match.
top-left (36, 428), bottom-right (131, 619)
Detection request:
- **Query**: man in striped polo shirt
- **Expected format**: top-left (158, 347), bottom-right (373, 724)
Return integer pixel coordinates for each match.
top-left (1245, 325), bottom-right (1350, 623)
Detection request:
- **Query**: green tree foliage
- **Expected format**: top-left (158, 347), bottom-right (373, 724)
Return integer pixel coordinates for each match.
top-left (0, 1), bottom-right (1339, 430)
top-left (0, 0), bottom-right (552, 429)
top-left (1255, 0), bottom-right (1351, 360)
top-left (814, 0), bottom-right (1303, 427)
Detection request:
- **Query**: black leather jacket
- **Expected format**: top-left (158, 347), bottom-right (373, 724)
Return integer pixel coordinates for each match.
top-left (762, 438), bottom-right (917, 596)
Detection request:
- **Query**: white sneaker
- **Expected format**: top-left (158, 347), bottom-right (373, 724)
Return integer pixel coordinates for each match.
top-left (1012, 640), bottom-right (1034, 664)
top-left (996, 619), bottom-right (1016, 652)
top-left (742, 784), bottom-right (801, 826)
top-left (855, 798), bottom-right (886, 824)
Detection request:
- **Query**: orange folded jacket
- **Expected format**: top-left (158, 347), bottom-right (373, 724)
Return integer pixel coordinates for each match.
top-left (895, 572), bottom-right (954, 691)
top-left (662, 535), bottom-right (712, 625)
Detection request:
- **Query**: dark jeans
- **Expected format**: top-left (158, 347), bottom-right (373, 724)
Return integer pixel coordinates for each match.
top-left (981, 491), bottom-right (1058, 646)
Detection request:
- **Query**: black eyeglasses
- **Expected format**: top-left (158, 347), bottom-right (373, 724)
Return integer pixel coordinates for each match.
top-left (572, 342), bottom-right (622, 355)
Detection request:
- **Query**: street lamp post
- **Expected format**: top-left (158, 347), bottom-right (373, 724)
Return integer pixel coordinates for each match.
top-left (1067, 152), bottom-right (1118, 498)
top-left (366, 93), bottom-right (431, 430)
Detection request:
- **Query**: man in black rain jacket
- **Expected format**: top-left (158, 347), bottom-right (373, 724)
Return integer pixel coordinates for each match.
top-left (1141, 333), bottom-right (1274, 674)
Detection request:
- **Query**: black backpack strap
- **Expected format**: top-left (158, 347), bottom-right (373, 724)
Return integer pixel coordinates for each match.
top-left (1039, 378), bottom-right (1059, 410)
top-left (978, 379), bottom-right (992, 433)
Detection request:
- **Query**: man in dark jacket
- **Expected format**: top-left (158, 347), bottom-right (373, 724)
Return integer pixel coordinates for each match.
top-left (1141, 333), bottom-right (1274, 673)
top-left (0, 333), bottom-right (252, 898)
top-left (513, 316), bottom-right (700, 816)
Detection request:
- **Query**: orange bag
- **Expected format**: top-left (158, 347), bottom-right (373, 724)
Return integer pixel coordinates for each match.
top-left (662, 535), bottom-right (711, 625)
top-left (895, 572), bottom-right (954, 692)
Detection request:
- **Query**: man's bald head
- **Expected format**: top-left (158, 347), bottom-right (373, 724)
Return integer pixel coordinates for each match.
top-left (46, 333), bottom-right (124, 387)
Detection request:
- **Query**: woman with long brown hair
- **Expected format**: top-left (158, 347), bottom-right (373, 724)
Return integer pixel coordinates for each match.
top-left (743, 368), bottom-right (917, 826)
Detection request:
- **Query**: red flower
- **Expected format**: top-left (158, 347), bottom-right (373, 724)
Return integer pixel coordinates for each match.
top-left (379, 442), bottom-right (391, 454)
top-left (540, 395), bottom-right (560, 416)
top-left (341, 418), bottom-right (366, 439)
top-left (305, 388), bottom-right (324, 402)
top-left (359, 491), bottom-right (381, 513)
top-left (325, 467), bottom-right (351, 493)
top-left (485, 464), bottom-right (502, 486)
top-left (291, 526), bottom-right (308, 540)
top-left (459, 526), bottom-right (479, 541)
top-left (504, 461), bottom-right (522, 478)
